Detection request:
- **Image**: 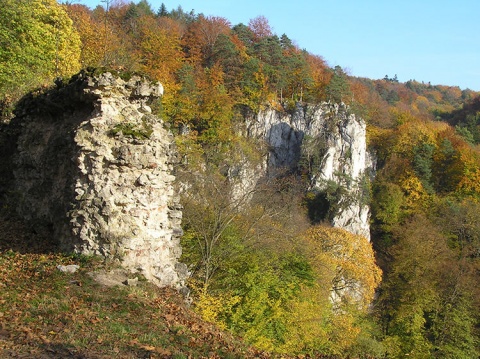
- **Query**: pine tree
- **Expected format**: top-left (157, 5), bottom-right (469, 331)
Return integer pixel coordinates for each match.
top-left (157, 3), bottom-right (168, 17)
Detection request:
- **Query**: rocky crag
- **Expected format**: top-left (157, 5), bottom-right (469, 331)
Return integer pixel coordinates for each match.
top-left (247, 102), bottom-right (373, 239)
top-left (2, 71), bottom-right (188, 288)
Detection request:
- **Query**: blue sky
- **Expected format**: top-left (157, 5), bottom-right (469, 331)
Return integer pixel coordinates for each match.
top-left (78, 0), bottom-right (480, 91)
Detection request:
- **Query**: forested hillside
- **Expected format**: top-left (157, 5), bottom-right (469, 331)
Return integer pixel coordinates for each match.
top-left (0, 1), bottom-right (479, 358)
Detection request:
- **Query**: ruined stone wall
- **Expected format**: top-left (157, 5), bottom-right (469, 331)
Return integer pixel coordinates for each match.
top-left (6, 71), bottom-right (187, 288)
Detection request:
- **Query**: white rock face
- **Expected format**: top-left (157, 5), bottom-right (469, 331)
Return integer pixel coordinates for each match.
top-left (247, 102), bottom-right (373, 239)
top-left (10, 72), bottom-right (188, 288)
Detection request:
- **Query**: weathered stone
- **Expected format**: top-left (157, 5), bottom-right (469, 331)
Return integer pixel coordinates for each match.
top-left (247, 102), bottom-right (374, 239)
top-left (57, 264), bottom-right (80, 273)
top-left (6, 71), bottom-right (188, 288)
top-left (123, 277), bottom-right (139, 287)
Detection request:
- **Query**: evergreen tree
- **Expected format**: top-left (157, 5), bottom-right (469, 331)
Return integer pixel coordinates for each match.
top-left (413, 143), bottom-right (435, 194)
top-left (157, 3), bottom-right (168, 17)
top-left (280, 33), bottom-right (293, 49)
top-left (325, 66), bottom-right (351, 103)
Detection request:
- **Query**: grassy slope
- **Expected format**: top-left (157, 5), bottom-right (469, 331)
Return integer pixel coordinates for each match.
top-left (0, 217), bottom-right (280, 359)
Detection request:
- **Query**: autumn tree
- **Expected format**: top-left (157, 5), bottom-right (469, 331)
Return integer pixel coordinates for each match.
top-left (297, 225), bottom-right (382, 356)
top-left (195, 64), bottom-right (234, 145)
top-left (285, 49), bottom-right (313, 102)
top-left (305, 54), bottom-right (331, 103)
top-left (302, 226), bottom-right (381, 308)
top-left (248, 15), bottom-right (273, 41)
top-left (184, 15), bottom-right (231, 65)
top-left (76, 2), bottom-right (127, 68)
top-left (136, 15), bottom-right (183, 85)
top-left (66, 4), bottom-right (105, 67)
top-left (0, 0), bottom-right (81, 97)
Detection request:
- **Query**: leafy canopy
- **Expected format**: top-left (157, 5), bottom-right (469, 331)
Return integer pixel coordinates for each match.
top-left (0, 0), bottom-right (81, 97)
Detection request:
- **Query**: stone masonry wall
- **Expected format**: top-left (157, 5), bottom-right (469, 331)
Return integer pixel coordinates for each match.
top-left (7, 71), bottom-right (187, 288)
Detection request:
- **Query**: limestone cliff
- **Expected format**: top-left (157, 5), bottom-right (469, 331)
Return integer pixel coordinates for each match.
top-left (3, 71), bottom-right (187, 288)
top-left (246, 102), bottom-right (373, 239)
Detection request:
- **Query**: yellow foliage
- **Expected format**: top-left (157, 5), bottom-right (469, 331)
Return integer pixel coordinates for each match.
top-left (189, 280), bottom-right (241, 330)
top-left (301, 226), bottom-right (382, 308)
top-left (279, 283), bottom-right (331, 354)
top-left (399, 171), bottom-right (429, 209)
top-left (53, 3), bottom-right (81, 77)
top-left (1, 0), bottom-right (81, 95)
top-left (328, 312), bottom-right (362, 355)
top-left (458, 168), bottom-right (480, 196)
top-left (393, 119), bottom-right (446, 158)
top-left (456, 148), bottom-right (480, 196)
top-left (389, 108), bottom-right (417, 126)
top-left (414, 95), bottom-right (430, 112)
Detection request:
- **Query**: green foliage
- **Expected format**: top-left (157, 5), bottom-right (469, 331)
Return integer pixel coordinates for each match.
top-left (303, 191), bottom-right (330, 224)
top-left (413, 143), bottom-right (435, 194)
top-left (181, 187), bottom-right (317, 353)
top-left (433, 138), bottom-right (460, 193)
top-left (110, 120), bottom-right (153, 139)
top-left (0, 0), bottom-right (81, 99)
top-left (126, 0), bottom-right (154, 19)
top-left (167, 5), bottom-right (197, 24)
top-left (455, 124), bottom-right (475, 144)
top-left (376, 213), bottom-right (479, 358)
top-left (371, 181), bottom-right (405, 234)
top-left (369, 97), bottom-right (480, 358)
top-left (298, 133), bottom-right (327, 180)
top-left (325, 66), bottom-right (351, 103)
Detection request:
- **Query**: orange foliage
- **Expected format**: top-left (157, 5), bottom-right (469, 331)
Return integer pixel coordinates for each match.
top-left (306, 54), bottom-right (331, 102)
top-left (183, 16), bottom-right (231, 65)
top-left (136, 16), bottom-right (183, 86)
top-left (248, 16), bottom-right (273, 40)
top-left (66, 5), bottom-right (105, 67)
top-left (157, 16), bottom-right (187, 38)
top-left (157, 16), bottom-right (187, 39)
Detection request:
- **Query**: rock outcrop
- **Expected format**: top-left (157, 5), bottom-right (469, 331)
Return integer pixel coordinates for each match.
top-left (247, 102), bottom-right (373, 239)
top-left (1, 68), bottom-right (373, 290)
top-left (3, 71), bottom-right (187, 288)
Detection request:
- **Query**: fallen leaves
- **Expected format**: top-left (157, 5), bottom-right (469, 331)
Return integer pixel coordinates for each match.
top-left (0, 216), bottom-right (319, 359)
